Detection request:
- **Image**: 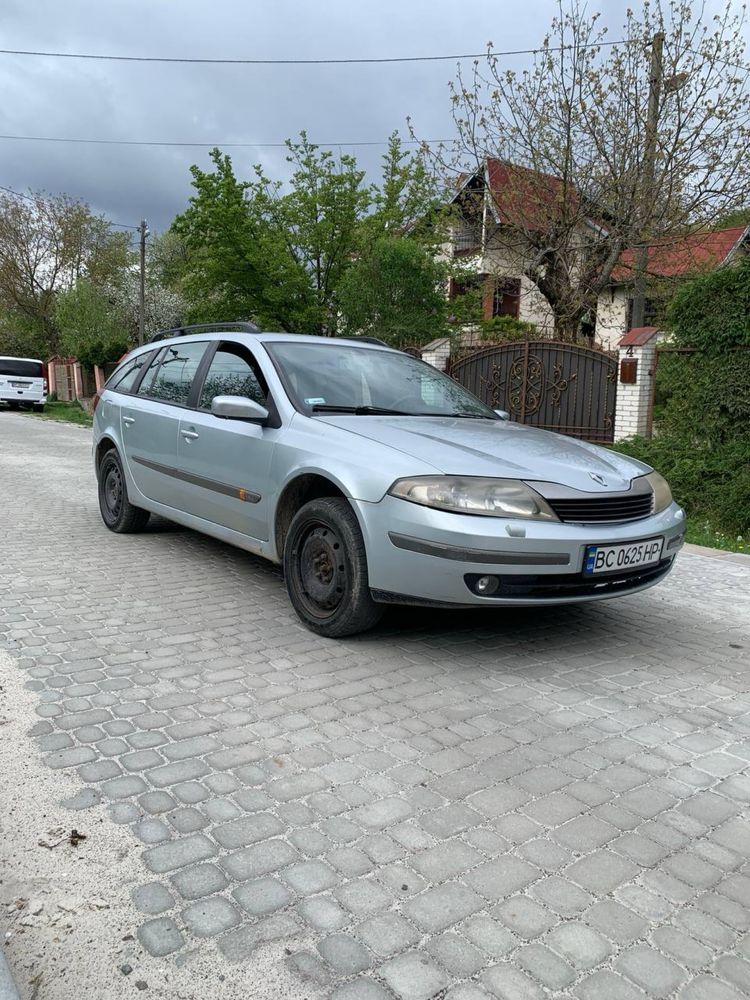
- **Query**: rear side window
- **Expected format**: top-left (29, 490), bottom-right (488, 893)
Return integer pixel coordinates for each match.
top-left (199, 345), bottom-right (267, 410)
top-left (0, 359), bottom-right (44, 378)
top-left (141, 342), bottom-right (207, 406)
top-left (107, 351), bottom-right (155, 394)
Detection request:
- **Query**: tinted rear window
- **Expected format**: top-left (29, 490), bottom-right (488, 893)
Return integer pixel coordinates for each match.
top-left (0, 359), bottom-right (44, 378)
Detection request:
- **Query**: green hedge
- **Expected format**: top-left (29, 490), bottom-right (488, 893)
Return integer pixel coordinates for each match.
top-left (613, 258), bottom-right (750, 541)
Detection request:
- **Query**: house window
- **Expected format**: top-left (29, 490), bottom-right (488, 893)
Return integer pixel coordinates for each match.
top-left (627, 296), bottom-right (660, 329)
top-left (491, 278), bottom-right (521, 320)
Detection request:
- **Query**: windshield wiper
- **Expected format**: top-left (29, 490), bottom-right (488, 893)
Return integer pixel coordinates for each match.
top-left (428, 412), bottom-right (498, 419)
top-left (311, 404), bottom-right (413, 416)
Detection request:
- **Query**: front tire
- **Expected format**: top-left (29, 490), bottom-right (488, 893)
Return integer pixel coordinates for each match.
top-left (283, 497), bottom-right (383, 637)
top-left (98, 448), bottom-right (150, 533)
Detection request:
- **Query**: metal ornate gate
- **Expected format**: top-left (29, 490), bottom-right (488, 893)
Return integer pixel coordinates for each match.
top-left (450, 340), bottom-right (617, 442)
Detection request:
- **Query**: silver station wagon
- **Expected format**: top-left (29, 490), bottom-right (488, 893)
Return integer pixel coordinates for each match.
top-left (93, 323), bottom-right (685, 636)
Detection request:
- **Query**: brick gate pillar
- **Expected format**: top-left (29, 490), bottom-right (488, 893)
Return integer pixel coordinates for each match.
top-left (613, 327), bottom-right (662, 442)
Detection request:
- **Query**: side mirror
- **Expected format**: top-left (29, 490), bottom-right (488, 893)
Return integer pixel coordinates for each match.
top-left (211, 395), bottom-right (269, 423)
top-left (494, 409), bottom-right (511, 420)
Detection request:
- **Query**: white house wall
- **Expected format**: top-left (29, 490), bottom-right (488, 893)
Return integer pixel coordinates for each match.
top-left (481, 235), bottom-right (555, 335)
top-left (595, 287), bottom-right (629, 350)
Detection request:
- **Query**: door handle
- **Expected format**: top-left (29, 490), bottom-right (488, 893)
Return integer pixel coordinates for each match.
top-left (122, 416), bottom-right (135, 426)
top-left (181, 430), bottom-right (199, 441)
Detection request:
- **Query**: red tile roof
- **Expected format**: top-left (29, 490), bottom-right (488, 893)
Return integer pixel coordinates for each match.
top-left (611, 227), bottom-right (747, 283)
top-left (620, 326), bottom-right (660, 346)
top-left (485, 159), bottom-right (580, 231)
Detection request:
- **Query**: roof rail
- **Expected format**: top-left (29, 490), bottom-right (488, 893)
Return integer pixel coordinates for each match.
top-left (148, 321), bottom-right (261, 344)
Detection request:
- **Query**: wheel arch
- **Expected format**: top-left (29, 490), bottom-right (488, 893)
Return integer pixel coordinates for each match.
top-left (274, 472), bottom-right (352, 561)
top-left (95, 435), bottom-right (119, 472)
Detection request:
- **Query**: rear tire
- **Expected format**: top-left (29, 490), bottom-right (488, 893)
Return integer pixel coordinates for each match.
top-left (7, 401), bottom-right (20, 410)
top-left (98, 448), bottom-right (150, 533)
top-left (33, 403), bottom-right (45, 413)
top-left (283, 497), bottom-right (383, 637)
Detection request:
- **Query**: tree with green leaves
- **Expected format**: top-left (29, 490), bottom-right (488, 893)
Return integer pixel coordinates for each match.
top-left (0, 189), bottom-right (131, 356)
top-left (338, 236), bottom-right (448, 346)
top-left (254, 133), bottom-right (372, 334)
top-left (57, 279), bottom-right (128, 366)
top-left (170, 150), bottom-right (309, 331)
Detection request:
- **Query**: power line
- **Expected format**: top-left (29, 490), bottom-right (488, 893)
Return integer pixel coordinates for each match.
top-left (0, 133), bottom-right (450, 149)
top-left (0, 40), bottom-right (626, 66)
top-left (0, 182), bottom-right (139, 230)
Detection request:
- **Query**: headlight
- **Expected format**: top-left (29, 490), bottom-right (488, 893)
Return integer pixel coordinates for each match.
top-left (388, 477), bottom-right (559, 520)
top-left (645, 471), bottom-right (673, 513)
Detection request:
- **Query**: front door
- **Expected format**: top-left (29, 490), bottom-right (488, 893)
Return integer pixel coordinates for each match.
top-left (120, 341), bottom-right (209, 508)
top-left (177, 342), bottom-right (277, 540)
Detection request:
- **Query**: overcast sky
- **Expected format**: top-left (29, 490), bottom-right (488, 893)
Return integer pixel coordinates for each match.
top-left (1, 0), bottom-right (747, 238)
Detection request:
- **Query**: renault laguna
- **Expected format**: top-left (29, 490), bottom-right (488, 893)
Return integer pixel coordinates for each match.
top-left (92, 324), bottom-right (685, 636)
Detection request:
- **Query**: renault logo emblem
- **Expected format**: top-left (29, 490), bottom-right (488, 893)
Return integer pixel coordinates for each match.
top-left (589, 472), bottom-right (607, 486)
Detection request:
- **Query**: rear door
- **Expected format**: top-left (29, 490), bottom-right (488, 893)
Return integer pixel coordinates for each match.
top-left (120, 341), bottom-right (209, 508)
top-left (176, 341), bottom-right (278, 540)
top-left (0, 358), bottom-right (45, 403)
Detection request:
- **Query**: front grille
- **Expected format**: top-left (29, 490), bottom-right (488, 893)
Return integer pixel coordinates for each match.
top-left (548, 491), bottom-right (653, 524)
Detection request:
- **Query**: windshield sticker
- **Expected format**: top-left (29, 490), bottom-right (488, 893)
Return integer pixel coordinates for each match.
top-left (305, 397), bottom-right (326, 405)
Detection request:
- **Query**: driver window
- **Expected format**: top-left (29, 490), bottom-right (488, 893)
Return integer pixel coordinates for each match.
top-left (199, 344), bottom-right (266, 410)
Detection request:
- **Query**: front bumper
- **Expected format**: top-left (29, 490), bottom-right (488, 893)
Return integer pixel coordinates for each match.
top-left (354, 495), bottom-right (686, 607)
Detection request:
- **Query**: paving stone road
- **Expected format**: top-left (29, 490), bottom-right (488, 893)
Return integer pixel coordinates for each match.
top-left (1, 412), bottom-right (750, 999)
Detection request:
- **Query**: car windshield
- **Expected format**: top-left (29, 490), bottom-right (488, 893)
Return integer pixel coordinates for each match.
top-left (266, 343), bottom-right (496, 419)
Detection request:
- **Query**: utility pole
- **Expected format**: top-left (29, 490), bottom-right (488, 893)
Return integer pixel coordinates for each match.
top-left (138, 219), bottom-right (148, 345)
top-left (630, 32), bottom-right (664, 331)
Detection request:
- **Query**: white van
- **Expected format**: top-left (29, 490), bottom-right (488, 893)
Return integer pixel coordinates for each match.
top-left (0, 356), bottom-right (47, 411)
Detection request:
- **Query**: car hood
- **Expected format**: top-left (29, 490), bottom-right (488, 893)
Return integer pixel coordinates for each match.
top-left (315, 416), bottom-right (650, 492)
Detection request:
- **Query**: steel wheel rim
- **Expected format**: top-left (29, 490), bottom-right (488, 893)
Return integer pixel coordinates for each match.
top-left (294, 522), bottom-right (347, 619)
top-left (103, 462), bottom-right (123, 520)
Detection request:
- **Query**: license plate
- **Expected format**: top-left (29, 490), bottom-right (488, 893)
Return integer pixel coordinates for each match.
top-left (584, 537), bottom-right (664, 575)
top-left (10, 381), bottom-right (30, 388)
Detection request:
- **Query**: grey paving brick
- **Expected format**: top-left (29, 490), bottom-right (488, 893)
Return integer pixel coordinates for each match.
top-left (404, 883), bottom-right (483, 933)
top-left (212, 812), bottom-right (284, 849)
top-left (584, 900), bottom-right (648, 944)
top-left (318, 933), bottom-right (370, 975)
top-left (132, 882), bottom-right (175, 915)
top-left (171, 863), bottom-right (228, 900)
top-left (531, 875), bottom-right (593, 917)
top-left (565, 850), bottom-right (639, 894)
top-left (298, 895), bottom-right (348, 932)
top-left (574, 970), bottom-right (647, 1000)
top-left (355, 796), bottom-right (413, 829)
top-left (615, 945), bottom-right (687, 997)
top-left (679, 976), bottom-right (745, 1000)
top-left (139, 790), bottom-right (175, 814)
top-left (357, 913), bottom-right (420, 958)
top-left (146, 759), bottom-right (210, 788)
top-left (182, 895), bottom-right (241, 937)
top-left (494, 894), bottom-right (555, 940)
top-left (482, 964), bottom-right (545, 999)
top-left (101, 774), bottom-right (148, 799)
top-left (330, 979), bottom-right (393, 1000)
top-left (143, 833), bottom-right (216, 874)
top-left (137, 916), bottom-right (184, 956)
top-left (336, 878), bottom-right (393, 916)
top-left (426, 931), bottom-right (485, 977)
top-left (134, 818), bottom-right (171, 844)
top-left (518, 942), bottom-right (576, 991)
top-left (232, 876), bottom-right (292, 916)
top-left (546, 922), bottom-right (611, 969)
top-left (411, 840), bottom-right (483, 883)
top-left (380, 952), bottom-right (449, 1000)
top-left (465, 856), bottom-right (539, 901)
top-left (221, 839), bottom-right (299, 880)
top-left (652, 926), bottom-right (713, 969)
